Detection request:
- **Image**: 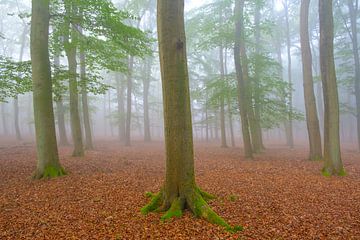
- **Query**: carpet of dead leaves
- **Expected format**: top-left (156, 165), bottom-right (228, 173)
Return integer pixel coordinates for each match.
top-left (0, 139), bottom-right (360, 240)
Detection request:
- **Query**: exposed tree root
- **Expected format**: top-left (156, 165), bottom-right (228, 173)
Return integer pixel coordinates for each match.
top-left (33, 165), bottom-right (67, 180)
top-left (141, 187), bottom-right (243, 233)
top-left (322, 166), bottom-right (346, 177)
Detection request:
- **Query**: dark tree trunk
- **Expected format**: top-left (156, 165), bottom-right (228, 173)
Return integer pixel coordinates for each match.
top-left (319, 0), bottom-right (345, 176)
top-left (142, 0), bottom-right (239, 231)
top-left (300, 0), bottom-right (323, 160)
top-left (31, 0), bottom-right (65, 179)
top-left (234, 0), bottom-right (253, 158)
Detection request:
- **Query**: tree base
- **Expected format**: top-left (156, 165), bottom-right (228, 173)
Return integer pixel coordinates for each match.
top-left (322, 166), bottom-right (346, 177)
top-left (141, 187), bottom-right (243, 233)
top-left (33, 165), bottom-right (67, 179)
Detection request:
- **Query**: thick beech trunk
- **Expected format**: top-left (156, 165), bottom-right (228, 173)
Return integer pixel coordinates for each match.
top-left (142, 0), bottom-right (241, 231)
top-left (30, 0), bottom-right (65, 179)
top-left (300, 0), bottom-right (322, 160)
top-left (319, 0), bottom-right (345, 176)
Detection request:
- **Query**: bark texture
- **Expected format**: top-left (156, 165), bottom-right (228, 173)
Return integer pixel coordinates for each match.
top-left (319, 0), bottom-right (345, 176)
top-left (234, 0), bottom-right (253, 158)
top-left (30, 0), bottom-right (65, 179)
top-left (300, 0), bottom-right (322, 160)
top-left (142, 0), bottom-right (241, 231)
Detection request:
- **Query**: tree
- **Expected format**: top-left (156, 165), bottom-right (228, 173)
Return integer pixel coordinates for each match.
top-left (234, 0), bottom-right (253, 158)
top-left (300, 0), bottom-right (322, 160)
top-left (319, 0), bottom-right (345, 176)
top-left (346, 0), bottom-right (360, 151)
top-left (141, 0), bottom-right (241, 231)
top-left (284, 0), bottom-right (294, 148)
top-left (31, 0), bottom-right (65, 179)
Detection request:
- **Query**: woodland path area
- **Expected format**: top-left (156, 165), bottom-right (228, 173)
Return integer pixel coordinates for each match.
top-left (1, 141), bottom-right (360, 239)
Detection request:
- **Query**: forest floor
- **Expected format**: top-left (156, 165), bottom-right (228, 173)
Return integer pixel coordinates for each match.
top-left (0, 140), bottom-right (360, 240)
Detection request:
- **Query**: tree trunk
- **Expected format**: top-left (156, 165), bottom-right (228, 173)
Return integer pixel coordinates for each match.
top-left (1, 103), bottom-right (7, 135)
top-left (227, 95), bottom-right (235, 147)
top-left (347, 0), bottom-right (360, 151)
top-left (234, 0), bottom-right (253, 158)
top-left (319, 0), bottom-right (345, 176)
top-left (219, 46), bottom-right (227, 148)
top-left (80, 51), bottom-right (94, 150)
top-left (254, 4), bottom-right (265, 151)
top-left (14, 97), bottom-right (21, 140)
top-left (54, 55), bottom-right (70, 146)
top-left (142, 0), bottom-right (240, 231)
top-left (143, 58), bottom-right (152, 142)
top-left (124, 56), bottom-right (134, 146)
top-left (13, 24), bottom-right (28, 141)
top-left (30, 0), bottom-right (65, 179)
top-left (284, 0), bottom-right (294, 148)
top-left (300, 0), bottom-right (323, 160)
top-left (115, 73), bottom-right (126, 142)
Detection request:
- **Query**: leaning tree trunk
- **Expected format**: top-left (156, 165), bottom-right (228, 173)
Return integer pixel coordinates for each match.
top-left (300, 0), bottom-right (322, 160)
top-left (234, 0), bottom-right (253, 158)
top-left (319, 0), bottom-right (345, 176)
top-left (80, 50), bottom-right (94, 150)
top-left (124, 56), bottom-right (134, 146)
top-left (284, 0), bottom-right (294, 148)
top-left (30, 0), bottom-right (65, 179)
top-left (142, 0), bottom-right (241, 231)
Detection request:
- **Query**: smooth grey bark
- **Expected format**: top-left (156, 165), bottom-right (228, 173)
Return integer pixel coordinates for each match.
top-left (234, 0), bottom-right (253, 158)
top-left (1, 103), bottom-right (7, 135)
top-left (319, 0), bottom-right (345, 175)
top-left (300, 0), bottom-right (323, 160)
top-left (54, 55), bottom-right (70, 146)
top-left (115, 73), bottom-right (126, 142)
top-left (124, 56), bottom-right (134, 146)
top-left (219, 45), bottom-right (228, 148)
top-left (284, 0), bottom-right (294, 148)
top-left (143, 58), bottom-right (152, 142)
top-left (64, 2), bottom-right (84, 157)
top-left (347, 0), bottom-right (360, 151)
top-left (31, 0), bottom-right (65, 179)
top-left (80, 51), bottom-right (94, 150)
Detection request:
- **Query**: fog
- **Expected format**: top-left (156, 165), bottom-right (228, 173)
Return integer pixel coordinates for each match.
top-left (0, 0), bottom-right (358, 149)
